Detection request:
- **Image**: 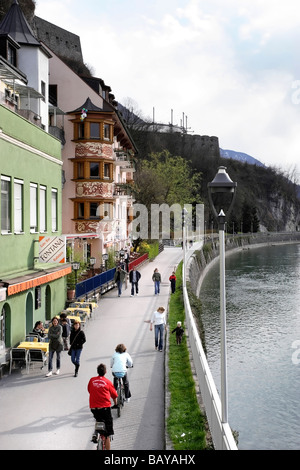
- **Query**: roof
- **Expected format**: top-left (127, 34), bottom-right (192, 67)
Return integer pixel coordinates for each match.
top-left (68, 97), bottom-right (113, 114)
top-left (0, 0), bottom-right (40, 46)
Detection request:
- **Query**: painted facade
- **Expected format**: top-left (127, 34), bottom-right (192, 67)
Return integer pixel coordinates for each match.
top-left (43, 43), bottom-right (137, 268)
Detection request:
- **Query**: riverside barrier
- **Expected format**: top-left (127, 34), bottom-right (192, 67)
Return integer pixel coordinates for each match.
top-left (75, 253), bottom-right (149, 299)
top-left (183, 244), bottom-right (238, 450)
top-left (184, 232), bottom-right (300, 450)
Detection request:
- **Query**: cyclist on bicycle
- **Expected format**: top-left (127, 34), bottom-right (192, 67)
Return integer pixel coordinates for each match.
top-left (88, 363), bottom-right (118, 450)
top-left (110, 343), bottom-right (133, 402)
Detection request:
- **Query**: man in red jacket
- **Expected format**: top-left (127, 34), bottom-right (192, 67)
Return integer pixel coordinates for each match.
top-left (88, 363), bottom-right (118, 450)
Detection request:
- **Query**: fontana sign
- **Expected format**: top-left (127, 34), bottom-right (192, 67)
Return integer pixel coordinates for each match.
top-left (39, 236), bottom-right (66, 264)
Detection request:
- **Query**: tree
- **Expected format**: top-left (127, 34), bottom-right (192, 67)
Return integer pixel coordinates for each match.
top-left (133, 150), bottom-right (202, 208)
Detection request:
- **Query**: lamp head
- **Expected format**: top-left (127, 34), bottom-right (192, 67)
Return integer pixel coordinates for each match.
top-left (208, 166), bottom-right (237, 222)
top-left (71, 261), bottom-right (80, 271)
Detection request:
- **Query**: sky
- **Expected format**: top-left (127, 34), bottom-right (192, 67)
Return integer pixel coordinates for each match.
top-left (35, 0), bottom-right (300, 178)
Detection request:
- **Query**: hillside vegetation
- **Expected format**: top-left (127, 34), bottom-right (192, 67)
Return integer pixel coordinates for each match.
top-left (130, 129), bottom-right (300, 233)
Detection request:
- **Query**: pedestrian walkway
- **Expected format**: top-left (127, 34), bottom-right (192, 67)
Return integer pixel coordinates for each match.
top-left (0, 247), bottom-right (183, 450)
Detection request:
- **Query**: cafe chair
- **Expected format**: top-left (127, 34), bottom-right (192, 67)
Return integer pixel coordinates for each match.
top-left (9, 348), bottom-right (29, 374)
top-left (28, 349), bottom-right (47, 370)
top-left (26, 334), bottom-right (39, 342)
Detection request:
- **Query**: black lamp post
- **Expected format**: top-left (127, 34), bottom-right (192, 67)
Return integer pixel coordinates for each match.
top-left (71, 261), bottom-right (80, 287)
top-left (90, 257), bottom-right (96, 276)
top-left (102, 253), bottom-right (108, 271)
top-left (207, 166), bottom-right (237, 424)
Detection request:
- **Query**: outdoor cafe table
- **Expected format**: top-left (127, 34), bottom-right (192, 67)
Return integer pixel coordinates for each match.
top-left (66, 307), bottom-right (91, 318)
top-left (71, 301), bottom-right (98, 311)
top-left (18, 341), bottom-right (49, 353)
top-left (66, 315), bottom-right (81, 324)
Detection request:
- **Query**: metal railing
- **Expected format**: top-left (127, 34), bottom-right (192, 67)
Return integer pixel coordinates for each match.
top-left (183, 245), bottom-right (238, 450)
top-left (74, 253), bottom-right (149, 299)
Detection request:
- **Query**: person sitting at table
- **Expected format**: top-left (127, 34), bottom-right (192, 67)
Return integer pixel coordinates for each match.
top-left (31, 321), bottom-right (45, 341)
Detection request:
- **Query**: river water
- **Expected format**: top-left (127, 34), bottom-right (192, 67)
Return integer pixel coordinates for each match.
top-left (199, 242), bottom-right (300, 450)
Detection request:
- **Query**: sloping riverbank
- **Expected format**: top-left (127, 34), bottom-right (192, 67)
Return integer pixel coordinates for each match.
top-left (188, 232), bottom-right (300, 298)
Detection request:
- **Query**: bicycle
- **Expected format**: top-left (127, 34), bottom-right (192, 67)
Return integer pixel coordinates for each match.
top-left (114, 372), bottom-right (126, 417)
top-left (93, 420), bottom-right (107, 450)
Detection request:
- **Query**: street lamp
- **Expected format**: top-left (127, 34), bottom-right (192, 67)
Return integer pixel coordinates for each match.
top-left (207, 166), bottom-right (237, 424)
top-left (182, 208), bottom-right (188, 288)
top-left (102, 253), bottom-right (108, 271)
top-left (90, 257), bottom-right (96, 276)
top-left (71, 261), bottom-right (80, 286)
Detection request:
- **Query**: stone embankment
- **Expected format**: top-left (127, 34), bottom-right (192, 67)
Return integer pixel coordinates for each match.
top-left (187, 232), bottom-right (300, 298)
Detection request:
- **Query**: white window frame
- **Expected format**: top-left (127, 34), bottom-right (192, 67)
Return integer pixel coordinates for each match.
top-left (30, 183), bottom-right (38, 233)
top-left (40, 185), bottom-right (47, 233)
top-left (14, 179), bottom-right (23, 234)
top-left (1, 176), bottom-right (11, 234)
top-left (51, 188), bottom-right (58, 232)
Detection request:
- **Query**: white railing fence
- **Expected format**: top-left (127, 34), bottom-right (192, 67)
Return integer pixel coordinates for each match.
top-left (183, 247), bottom-right (238, 450)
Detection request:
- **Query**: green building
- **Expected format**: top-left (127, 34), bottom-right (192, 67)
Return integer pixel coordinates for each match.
top-left (0, 104), bottom-right (70, 348)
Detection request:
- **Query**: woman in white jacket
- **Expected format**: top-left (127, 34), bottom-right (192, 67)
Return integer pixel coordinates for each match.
top-left (110, 343), bottom-right (133, 402)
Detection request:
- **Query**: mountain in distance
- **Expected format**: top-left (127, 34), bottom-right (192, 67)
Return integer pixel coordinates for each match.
top-left (220, 148), bottom-right (266, 167)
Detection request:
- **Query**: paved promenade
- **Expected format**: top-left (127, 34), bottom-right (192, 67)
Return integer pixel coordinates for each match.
top-left (0, 247), bottom-right (183, 451)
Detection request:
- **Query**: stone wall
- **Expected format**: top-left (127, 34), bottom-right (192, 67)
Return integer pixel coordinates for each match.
top-left (33, 17), bottom-right (83, 63)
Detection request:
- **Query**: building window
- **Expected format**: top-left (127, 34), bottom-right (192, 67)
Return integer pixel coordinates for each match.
top-left (51, 189), bottom-right (58, 232)
top-left (1, 176), bottom-right (11, 233)
top-left (14, 179), bottom-right (23, 233)
top-left (104, 123), bottom-right (111, 141)
top-left (77, 162), bottom-right (84, 179)
top-left (90, 202), bottom-right (101, 219)
top-left (78, 122), bottom-right (85, 139)
top-left (90, 162), bottom-right (100, 179)
top-left (90, 122), bottom-right (100, 139)
top-left (78, 202), bottom-right (84, 219)
top-left (35, 286), bottom-right (41, 309)
top-left (30, 183), bottom-right (38, 233)
top-left (40, 186), bottom-right (47, 233)
top-left (41, 81), bottom-right (46, 102)
top-left (7, 44), bottom-right (17, 67)
top-left (104, 163), bottom-right (111, 179)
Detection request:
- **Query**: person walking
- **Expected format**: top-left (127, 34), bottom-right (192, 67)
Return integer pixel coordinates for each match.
top-left (150, 307), bottom-right (166, 352)
top-left (169, 271), bottom-right (176, 294)
top-left (124, 249), bottom-right (130, 272)
top-left (152, 268), bottom-right (161, 295)
top-left (60, 313), bottom-right (71, 350)
top-left (114, 266), bottom-right (127, 297)
top-left (88, 363), bottom-right (118, 450)
top-left (171, 321), bottom-right (184, 344)
top-left (129, 266), bottom-right (141, 296)
top-left (46, 317), bottom-right (63, 377)
top-left (110, 343), bottom-right (133, 402)
top-left (69, 320), bottom-right (86, 377)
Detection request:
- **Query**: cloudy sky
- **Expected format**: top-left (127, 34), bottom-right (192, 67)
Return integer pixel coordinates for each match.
top-left (35, 0), bottom-right (300, 177)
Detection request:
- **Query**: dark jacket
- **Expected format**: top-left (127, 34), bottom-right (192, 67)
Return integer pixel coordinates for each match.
top-left (48, 324), bottom-right (63, 352)
top-left (70, 328), bottom-right (86, 350)
top-left (129, 270), bottom-right (141, 282)
top-left (171, 326), bottom-right (184, 337)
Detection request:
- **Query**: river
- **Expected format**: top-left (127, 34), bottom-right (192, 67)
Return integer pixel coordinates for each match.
top-left (199, 242), bottom-right (300, 450)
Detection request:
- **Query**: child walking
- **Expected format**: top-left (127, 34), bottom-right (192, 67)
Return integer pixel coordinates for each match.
top-left (169, 271), bottom-right (176, 294)
top-left (171, 321), bottom-right (184, 345)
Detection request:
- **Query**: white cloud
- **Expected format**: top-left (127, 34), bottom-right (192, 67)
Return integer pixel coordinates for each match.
top-left (35, 0), bottom-right (300, 177)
